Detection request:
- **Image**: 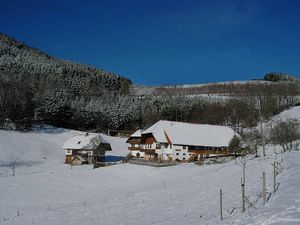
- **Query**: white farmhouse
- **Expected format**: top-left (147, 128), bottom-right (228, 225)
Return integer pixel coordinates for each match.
top-left (127, 120), bottom-right (237, 162)
top-left (63, 133), bottom-right (111, 165)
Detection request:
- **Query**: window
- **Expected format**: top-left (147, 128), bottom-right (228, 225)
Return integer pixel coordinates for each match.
top-left (183, 158), bottom-right (186, 160)
top-left (183, 146), bottom-right (186, 149)
top-left (183, 153), bottom-right (186, 156)
top-left (176, 153), bottom-right (179, 156)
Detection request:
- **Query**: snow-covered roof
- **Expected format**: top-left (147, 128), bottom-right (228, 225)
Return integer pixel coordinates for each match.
top-left (142, 120), bottom-right (237, 147)
top-left (130, 129), bottom-right (143, 138)
top-left (62, 133), bottom-right (110, 150)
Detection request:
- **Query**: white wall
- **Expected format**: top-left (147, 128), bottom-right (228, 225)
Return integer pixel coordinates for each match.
top-left (135, 143), bottom-right (194, 161)
top-left (156, 144), bottom-right (172, 160)
top-left (131, 150), bottom-right (145, 158)
top-left (172, 145), bottom-right (191, 161)
top-left (155, 144), bottom-right (193, 161)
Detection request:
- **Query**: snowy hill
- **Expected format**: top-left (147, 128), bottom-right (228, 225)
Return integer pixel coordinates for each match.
top-left (0, 126), bottom-right (77, 167)
top-left (228, 152), bottom-right (300, 225)
top-left (0, 145), bottom-right (299, 225)
top-left (0, 106), bottom-right (300, 224)
top-left (272, 105), bottom-right (300, 122)
top-left (0, 125), bottom-right (129, 167)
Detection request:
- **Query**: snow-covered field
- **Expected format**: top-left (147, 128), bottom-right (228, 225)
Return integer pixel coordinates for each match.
top-left (0, 107), bottom-right (299, 225)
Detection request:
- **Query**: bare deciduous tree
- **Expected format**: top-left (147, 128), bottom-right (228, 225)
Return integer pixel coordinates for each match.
top-left (270, 118), bottom-right (300, 151)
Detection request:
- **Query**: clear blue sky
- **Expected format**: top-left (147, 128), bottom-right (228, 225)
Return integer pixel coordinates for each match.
top-left (1, 0), bottom-right (300, 85)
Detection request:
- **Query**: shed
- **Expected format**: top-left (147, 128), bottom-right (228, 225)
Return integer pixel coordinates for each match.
top-left (63, 133), bottom-right (112, 165)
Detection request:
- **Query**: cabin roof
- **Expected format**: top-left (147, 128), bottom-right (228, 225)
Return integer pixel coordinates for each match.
top-left (140, 120), bottom-right (237, 147)
top-left (62, 133), bottom-right (111, 150)
top-left (72, 155), bottom-right (87, 162)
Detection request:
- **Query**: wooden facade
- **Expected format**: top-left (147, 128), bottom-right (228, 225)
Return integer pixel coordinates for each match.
top-left (65, 155), bottom-right (72, 164)
top-left (141, 133), bottom-right (156, 144)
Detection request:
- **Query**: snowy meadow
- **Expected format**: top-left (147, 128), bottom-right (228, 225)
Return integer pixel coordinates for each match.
top-left (0, 107), bottom-right (300, 225)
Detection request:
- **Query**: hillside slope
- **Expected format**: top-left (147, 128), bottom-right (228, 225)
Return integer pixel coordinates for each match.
top-left (0, 137), bottom-right (299, 225)
top-left (0, 34), bottom-right (133, 130)
top-left (0, 106), bottom-right (299, 225)
top-left (227, 152), bottom-right (300, 225)
top-left (0, 125), bottom-right (129, 168)
top-left (0, 33), bottom-right (131, 97)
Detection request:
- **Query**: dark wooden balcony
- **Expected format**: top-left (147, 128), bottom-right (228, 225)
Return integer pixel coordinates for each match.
top-left (128, 146), bottom-right (142, 150)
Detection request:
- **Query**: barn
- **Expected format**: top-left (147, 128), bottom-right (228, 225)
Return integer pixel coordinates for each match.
top-left (127, 120), bottom-right (238, 162)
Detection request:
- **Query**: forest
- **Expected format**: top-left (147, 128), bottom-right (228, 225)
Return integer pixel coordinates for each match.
top-left (0, 33), bottom-right (300, 132)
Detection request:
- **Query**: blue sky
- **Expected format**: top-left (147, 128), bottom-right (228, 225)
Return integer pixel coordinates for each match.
top-left (1, 0), bottom-right (300, 84)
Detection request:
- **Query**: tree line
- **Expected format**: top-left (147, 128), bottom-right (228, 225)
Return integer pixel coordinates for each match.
top-left (1, 33), bottom-right (300, 133)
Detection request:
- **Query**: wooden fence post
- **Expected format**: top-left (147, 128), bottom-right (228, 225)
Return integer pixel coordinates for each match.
top-left (241, 178), bottom-right (245, 212)
top-left (220, 189), bottom-right (223, 220)
top-left (273, 162), bottom-right (276, 193)
top-left (262, 171), bottom-right (266, 205)
top-left (12, 163), bottom-right (15, 176)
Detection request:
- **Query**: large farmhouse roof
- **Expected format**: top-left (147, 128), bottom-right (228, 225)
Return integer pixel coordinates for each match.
top-left (141, 120), bottom-right (237, 147)
top-left (130, 129), bottom-right (143, 138)
top-left (62, 133), bottom-right (111, 150)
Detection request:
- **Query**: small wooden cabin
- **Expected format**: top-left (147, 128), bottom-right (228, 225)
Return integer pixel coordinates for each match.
top-left (63, 133), bottom-right (112, 165)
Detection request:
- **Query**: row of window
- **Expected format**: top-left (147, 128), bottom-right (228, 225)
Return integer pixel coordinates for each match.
top-left (141, 144), bottom-right (192, 150)
top-left (143, 144), bottom-right (225, 151)
top-left (176, 153), bottom-right (192, 156)
top-left (134, 143), bottom-right (226, 151)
